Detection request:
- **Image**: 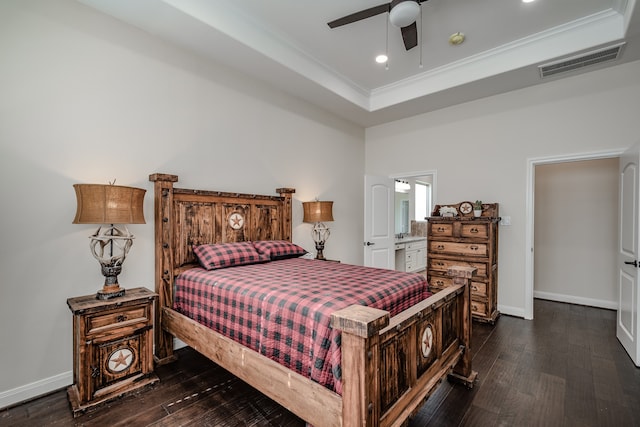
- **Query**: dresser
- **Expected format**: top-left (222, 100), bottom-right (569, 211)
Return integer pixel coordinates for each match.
top-left (427, 202), bottom-right (500, 323)
top-left (67, 287), bottom-right (159, 415)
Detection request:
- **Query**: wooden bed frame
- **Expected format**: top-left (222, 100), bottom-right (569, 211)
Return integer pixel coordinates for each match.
top-left (149, 173), bottom-right (477, 427)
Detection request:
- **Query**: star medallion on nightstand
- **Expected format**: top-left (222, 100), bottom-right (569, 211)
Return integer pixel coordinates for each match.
top-left (108, 348), bottom-right (133, 372)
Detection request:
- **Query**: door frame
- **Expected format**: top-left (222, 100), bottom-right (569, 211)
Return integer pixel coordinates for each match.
top-left (524, 149), bottom-right (624, 320)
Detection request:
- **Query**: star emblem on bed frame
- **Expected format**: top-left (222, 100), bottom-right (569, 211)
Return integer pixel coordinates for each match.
top-left (421, 324), bottom-right (434, 358)
top-left (228, 213), bottom-right (244, 230)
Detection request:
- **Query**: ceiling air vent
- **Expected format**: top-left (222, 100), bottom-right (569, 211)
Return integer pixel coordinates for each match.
top-left (538, 42), bottom-right (625, 78)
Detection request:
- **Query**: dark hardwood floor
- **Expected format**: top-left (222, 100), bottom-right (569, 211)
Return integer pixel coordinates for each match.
top-left (2, 299), bottom-right (639, 426)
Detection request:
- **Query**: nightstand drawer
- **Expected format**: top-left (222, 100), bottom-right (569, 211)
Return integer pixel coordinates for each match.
top-left (87, 305), bottom-right (149, 335)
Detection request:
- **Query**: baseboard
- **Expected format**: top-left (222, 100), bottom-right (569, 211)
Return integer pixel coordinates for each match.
top-left (2, 338), bottom-right (189, 410)
top-left (497, 304), bottom-right (526, 319)
top-left (0, 371), bottom-right (71, 410)
top-left (534, 291), bottom-right (618, 310)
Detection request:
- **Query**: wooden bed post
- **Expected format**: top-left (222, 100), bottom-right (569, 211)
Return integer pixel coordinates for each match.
top-left (276, 188), bottom-right (295, 242)
top-left (331, 305), bottom-right (390, 427)
top-left (148, 173), bottom-right (179, 365)
top-left (447, 266), bottom-right (478, 387)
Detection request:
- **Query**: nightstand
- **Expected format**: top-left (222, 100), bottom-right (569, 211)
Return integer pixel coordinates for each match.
top-left (67, 287), bottom-right (159, 416)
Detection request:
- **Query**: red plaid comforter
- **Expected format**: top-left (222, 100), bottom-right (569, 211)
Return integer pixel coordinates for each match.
top-left (174, 258), bottom-right (429, 395)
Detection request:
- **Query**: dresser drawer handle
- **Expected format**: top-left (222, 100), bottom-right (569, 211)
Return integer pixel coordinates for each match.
top-left (116, 315), bottom-right (127, 322)
top-left (471, 285), bottom-right (478, 291)
top-left (472, 304), bottom-right (478, 312)
top-left (435, 262), bottom-right (445, 267)
top-left (437, 227), bottom-right (445, 232)
top-left (470, 245), bottom-right (479, 251)
top-left (470, 228), bottom-right (479, 233)
top-left (436, 245), bottom-right (445, 250)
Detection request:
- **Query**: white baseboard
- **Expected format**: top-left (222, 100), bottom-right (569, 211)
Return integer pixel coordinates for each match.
top-left (534, 291), bottom-right (618, 310)
top-left (497, 304), bottom-right (526, 319)
top-left (1, 338), bottom-right (189, 411)
top-left (0, 371), bottom-right (72, 410)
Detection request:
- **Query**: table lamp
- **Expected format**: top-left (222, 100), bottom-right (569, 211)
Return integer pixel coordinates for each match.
top-left (302, 200), bottom-right (334, 260)
top-left (73, 183), bottom-right (146, 300)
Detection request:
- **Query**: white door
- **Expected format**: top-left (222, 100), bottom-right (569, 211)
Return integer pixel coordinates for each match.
top-left (364, 175), bottom-right (394, 269)
top-left (618, 143), bottom-right (640, 366)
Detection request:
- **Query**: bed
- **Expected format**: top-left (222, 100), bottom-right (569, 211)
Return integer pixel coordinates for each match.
top-left (149, 173), bottom-right (477, 427)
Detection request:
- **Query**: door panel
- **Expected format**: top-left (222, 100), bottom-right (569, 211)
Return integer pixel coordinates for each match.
top-left (618, 143), bottom-right (640, 365)
top-left (364, 175), bottom-right (394, 269)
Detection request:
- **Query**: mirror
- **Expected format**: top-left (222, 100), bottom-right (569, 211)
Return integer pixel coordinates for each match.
top-left (394, 175), bottom-right (434, 235)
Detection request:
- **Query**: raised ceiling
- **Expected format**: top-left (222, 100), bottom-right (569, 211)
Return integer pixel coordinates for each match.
top-left (80, 0), bottom-right (640, 126)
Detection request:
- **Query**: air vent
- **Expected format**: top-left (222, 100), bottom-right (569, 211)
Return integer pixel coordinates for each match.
top-left (538, 42), bottom-right (625, 78)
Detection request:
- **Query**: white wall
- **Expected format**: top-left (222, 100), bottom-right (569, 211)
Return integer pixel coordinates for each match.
top-left (366, 60), bottom-right (640, 318)
top-left (534, 159), bottom-right (619, 308)
top-left (0, 0), bottom-right (364, 407)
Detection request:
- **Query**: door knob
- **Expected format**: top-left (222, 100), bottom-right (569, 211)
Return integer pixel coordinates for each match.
top-left (364, 241), bottom-right (375, 246)
top-left (624, 260), bottom-right (638, 267)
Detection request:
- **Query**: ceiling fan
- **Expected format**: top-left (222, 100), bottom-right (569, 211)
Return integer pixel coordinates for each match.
top-left (327, 0), bottom-right (429, 51)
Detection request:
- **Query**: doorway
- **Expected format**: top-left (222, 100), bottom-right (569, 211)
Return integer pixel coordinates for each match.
top-left (534, 158), bottom-right (618, 309)
top-left (525, 150), bottom-right (624, 319)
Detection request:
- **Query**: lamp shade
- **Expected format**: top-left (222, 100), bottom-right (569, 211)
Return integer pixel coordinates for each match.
top-left (73, 184), bottom-right (146, 224)
top-left (302, 201), bottom-right (334, 223)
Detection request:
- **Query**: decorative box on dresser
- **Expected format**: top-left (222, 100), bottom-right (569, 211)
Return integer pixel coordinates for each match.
top-left (67, 287), bottom-right (159, 415)
top-left (427, 202), bottom-right (500, 324)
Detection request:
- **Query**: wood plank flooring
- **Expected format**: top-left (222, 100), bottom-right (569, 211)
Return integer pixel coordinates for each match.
top-left (2, 299), bottom-right (639, 426)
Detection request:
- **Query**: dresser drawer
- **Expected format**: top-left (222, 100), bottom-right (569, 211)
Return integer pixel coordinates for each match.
top-left (429, 241), bottom-right (488, 257)
top-left (87, 305), bottom-right (150, 335)
top-left (470, 281), bottom-right (487, 298)
top-left (471, 300), bottom-right (488, 317)
top-left (428, 258), bottom-right (488, 278)
top-left (460, 223), bottom-right (489, 239)
top-left (428, 273), bottom-right (453, 289)
top-left (429, 223), bottom-right (453, 237)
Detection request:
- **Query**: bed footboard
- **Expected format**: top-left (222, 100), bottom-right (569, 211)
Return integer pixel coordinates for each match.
top-left (332, 266), bottom-right (476, 427)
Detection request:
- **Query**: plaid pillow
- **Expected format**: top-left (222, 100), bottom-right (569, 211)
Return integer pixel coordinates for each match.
top-left (193, 241), bottom-right (270, 270)
top-left (252, 240), bottom-right (307, 260)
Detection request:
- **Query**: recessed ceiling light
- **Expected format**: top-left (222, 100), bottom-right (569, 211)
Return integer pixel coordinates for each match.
top-left (448, 32), bottom-right (465, 46)
top-left (522, 0), bottom-right (535, 3)
top-left (375, 54), bottom-right (388, 64)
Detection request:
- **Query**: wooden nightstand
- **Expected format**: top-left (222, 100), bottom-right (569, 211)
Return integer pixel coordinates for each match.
top-left (67, 287), bottom-right (159, 416)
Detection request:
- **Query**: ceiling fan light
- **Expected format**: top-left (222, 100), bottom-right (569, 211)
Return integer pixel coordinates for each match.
top-left (389, 1), bottom-right (420, 28)
top-left (375, 54), bottom-right (388, 64)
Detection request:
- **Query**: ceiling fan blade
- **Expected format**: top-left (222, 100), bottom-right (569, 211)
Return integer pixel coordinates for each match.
top-left (400, 22), bottom-right (418, 50)
top-left (327, 3), bottom-right (390, 28)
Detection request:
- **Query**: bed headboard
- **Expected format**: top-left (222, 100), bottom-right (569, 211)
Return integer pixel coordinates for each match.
top-left (148, 173), bottom-right (295, 361)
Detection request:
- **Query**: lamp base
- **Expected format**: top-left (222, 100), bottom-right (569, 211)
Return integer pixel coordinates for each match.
top-left (314, 241), bottom-right (326, 260)
top-left (96, 285), bottom-right (125, 300)
top-left (95, 260), bottom-right (125, 300)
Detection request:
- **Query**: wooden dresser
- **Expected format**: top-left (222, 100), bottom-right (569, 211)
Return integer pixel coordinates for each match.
top-left (427, 202), bottom-right (500, 323)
